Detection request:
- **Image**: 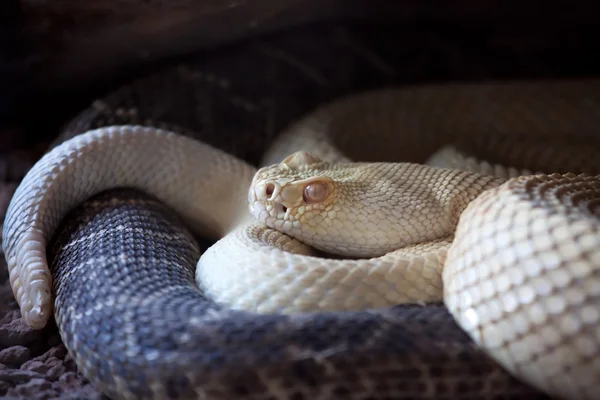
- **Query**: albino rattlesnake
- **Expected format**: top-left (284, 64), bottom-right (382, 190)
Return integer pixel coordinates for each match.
top-left (3, 80), bottom-right (600, 400)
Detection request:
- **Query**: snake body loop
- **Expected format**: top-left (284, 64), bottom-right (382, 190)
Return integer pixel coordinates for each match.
top-left (3, 80), bottom-right (600, 399)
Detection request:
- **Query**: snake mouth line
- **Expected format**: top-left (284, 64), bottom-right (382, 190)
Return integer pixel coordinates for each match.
top-left (272, 202), bottom-right (289, 221)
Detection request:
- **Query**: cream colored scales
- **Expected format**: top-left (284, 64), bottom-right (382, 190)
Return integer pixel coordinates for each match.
top-left (3, 80), bottom-right (600, 399)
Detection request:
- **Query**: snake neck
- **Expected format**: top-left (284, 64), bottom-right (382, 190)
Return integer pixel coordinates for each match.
top-left (428, 166), bottom-right (506, 229)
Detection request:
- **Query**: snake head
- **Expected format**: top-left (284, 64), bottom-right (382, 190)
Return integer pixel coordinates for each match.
top-left (249, 150), bottom-right (448, 258)
top-left (248, 151), bottom-right (336, 239)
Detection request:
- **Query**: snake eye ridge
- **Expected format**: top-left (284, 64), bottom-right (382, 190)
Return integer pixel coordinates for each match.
top-left (303, 181), bottom-right (330, 204)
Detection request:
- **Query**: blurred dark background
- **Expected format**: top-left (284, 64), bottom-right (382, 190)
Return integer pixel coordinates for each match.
top-left (1, 0), bottom-right (599, 151)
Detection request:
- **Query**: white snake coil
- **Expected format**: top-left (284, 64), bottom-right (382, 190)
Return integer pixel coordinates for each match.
top-left (3, 79), bottom-right (600, 400)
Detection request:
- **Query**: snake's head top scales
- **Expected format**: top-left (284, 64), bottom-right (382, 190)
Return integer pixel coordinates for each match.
top-left (249, 151), bottom-right (337, 239)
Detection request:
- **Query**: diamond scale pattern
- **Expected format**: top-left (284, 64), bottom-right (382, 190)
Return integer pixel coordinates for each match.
top-left (444, 174), bottom-right (600, 400)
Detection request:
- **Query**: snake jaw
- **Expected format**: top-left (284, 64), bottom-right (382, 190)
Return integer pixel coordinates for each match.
top-left (248, 168), bottom-right (337, 238)
top-left (248, 181), bottom-right (300, 234)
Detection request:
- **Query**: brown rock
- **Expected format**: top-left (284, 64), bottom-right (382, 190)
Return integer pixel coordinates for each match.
top-left (0, 345), bottom-right (31, 367)
top-left (21, 360), bottom-right (51, 374)
top-left (31, 345), bottom-right (68, 363)
top-left (0, 368), bottom-right (44, 384)
top-left (7, 377), bottom-right (57, 398)
top-left (0, 318), bottom-right (45, 347)
top-left (46, 362), bottom-right (68, 379)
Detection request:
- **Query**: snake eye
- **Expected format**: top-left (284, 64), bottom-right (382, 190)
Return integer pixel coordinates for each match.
top-left (303, 181), bottom-right (330, 204)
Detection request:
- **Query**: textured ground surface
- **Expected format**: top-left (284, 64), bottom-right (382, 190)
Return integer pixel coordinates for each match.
top-left (0, 269), bottom-right (104, 399)
top-left (0, 145), bottom-right (106, 398)
top-left (0, 210), bottom-right (103, 399)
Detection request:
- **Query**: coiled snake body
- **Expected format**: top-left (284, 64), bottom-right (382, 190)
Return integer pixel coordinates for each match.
top-left (3, 80), bottom-right (600, 399)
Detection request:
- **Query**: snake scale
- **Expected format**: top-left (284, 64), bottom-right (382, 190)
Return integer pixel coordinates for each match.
top-left (3, 75), bottom-right (600, 400)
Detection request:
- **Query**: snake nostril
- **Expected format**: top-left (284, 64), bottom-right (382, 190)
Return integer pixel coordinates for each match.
top-left (266, 183), bottom-right (275, 198)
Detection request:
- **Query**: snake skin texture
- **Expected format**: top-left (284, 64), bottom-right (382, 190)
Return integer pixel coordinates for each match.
top-left (48, 188), bottom-right (550, 400)
top-left (3, 78), bottom-right (600, 400)
top-left (444, 173), bottom-right (600, 400)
